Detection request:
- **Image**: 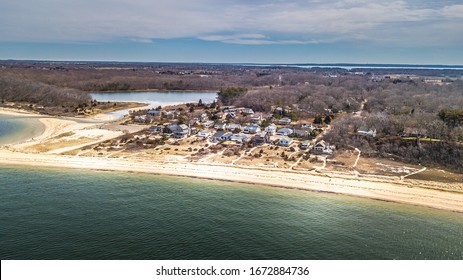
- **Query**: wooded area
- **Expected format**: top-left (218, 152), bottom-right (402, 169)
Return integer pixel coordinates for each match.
top-left (1, 60), bottom-right (462, 171)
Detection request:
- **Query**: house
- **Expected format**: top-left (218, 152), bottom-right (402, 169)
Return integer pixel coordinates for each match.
top-left (148, 125), bottom-right (164, 134)
top-left (202, 120), bottom-right (214, 128)
top-left (211, 131), bottom-right (226, 141)
top-left (226, 112), bottom-right (236, 119)
top-left (357, 127), bottom-right (377, 137)
top-left (214, 112), bottom-right (224, 120)
top-left (220, 132), bottom-right (233, 141)
top-left (254, 132), bottom-right (270, 145)
top-left (230, 133), bottom-right (249, 143)
top-left (264, 123), bottom-right (277, 135)
top-left (197, 112), bottom-right (208, 121)
top-left (220, 105), bottom-right (236, 112)
top-left (278, 117), bottom-right (291, 125)
top-left (242, 108), bottom-right (254, 115)
top-left (299, 140), bottom-right (310, 150)
top-left (147, 110), bottom-right (161, 116)
top-left (312, 140), bottom-right (335, 155)
top-left (243, 124), bottom-right (261, 134)
top-left (400, 127), bottom-right (428, 138)
top-left (301, 123), bottom-right (317, 130)
top-left (214, 122), bottom-right (226, 130)
top-left (197, 130), bottom-right (211, 138)
top-left (225, 123), bottom-right (242, 132)
top-left (274, 107), bottom-right (284, 115)
top-left (168, 124), bottom-right (190, 138)
top-left (250, 114), bottom-right (263, 124)
top-left (277, 137), bottom-right (294, 147)
top-left (163, 110), bottom-right (178, 119)
top-left (294, 128), bottom-right (311, 138)
top-left (134, 116), bottom-right (147, 123)
top-left (276, 127), bottom-right (294, 136)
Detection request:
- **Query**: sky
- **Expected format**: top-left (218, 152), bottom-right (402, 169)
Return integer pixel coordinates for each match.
top-left (1, 0), bottom-right (462, 64)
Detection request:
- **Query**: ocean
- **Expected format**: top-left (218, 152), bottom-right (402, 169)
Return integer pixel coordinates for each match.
top-left (0, 165), bottom-right (462, 260)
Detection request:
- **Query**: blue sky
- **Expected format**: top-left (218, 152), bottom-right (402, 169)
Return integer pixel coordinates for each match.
top-left (1, 0), bottom-right (462, 64)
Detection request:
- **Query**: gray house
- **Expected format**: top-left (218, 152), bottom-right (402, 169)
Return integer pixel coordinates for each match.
top-left (254, 132), bottom-right (270, 145)
top-left (168, 124), bottom-right (190, 138)
top-left (278, 117), bottom-right (291, 125)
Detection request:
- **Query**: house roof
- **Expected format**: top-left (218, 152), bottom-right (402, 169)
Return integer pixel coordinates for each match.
top-left (277, 127), bottom-right (293, 133)
top-left (314, 140), bottom-right (327, 147)
top-left (212, 131), bottom-right (226, 138)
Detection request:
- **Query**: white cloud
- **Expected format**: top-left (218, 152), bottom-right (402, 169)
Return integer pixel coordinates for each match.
top-left (0, 0), bottom-right (462, 46)
top-left (441, 4), bottom-right (463, 18)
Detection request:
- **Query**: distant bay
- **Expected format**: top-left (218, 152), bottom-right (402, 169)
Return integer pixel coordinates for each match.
top-left (90, 91), bottom-right (217, 119)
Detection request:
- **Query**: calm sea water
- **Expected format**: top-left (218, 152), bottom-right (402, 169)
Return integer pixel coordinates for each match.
top-left (0, 165), bottom-right (462, 260)
top-left (0, 114), bottom-right (44, 145)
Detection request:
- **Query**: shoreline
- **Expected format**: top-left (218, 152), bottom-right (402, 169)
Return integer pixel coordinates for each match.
top-left (1, 149), bottom-right (463, 214)
top-left (1, 107), bottom-right (463, 214)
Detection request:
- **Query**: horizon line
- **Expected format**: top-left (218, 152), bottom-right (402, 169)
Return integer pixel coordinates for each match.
top-left (1, 59), bottom-right (463, 68)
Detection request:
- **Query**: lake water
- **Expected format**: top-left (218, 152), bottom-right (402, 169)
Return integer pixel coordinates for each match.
top-left (0, 113), bottom-right (44, 145)
top-left (91, 91), bottom-right (217, 119)
top-left (0, 165), bottom-right (462, 260)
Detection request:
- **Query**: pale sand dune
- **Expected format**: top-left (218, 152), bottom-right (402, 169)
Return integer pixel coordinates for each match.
top-left (1, 108), bottom-right (463, 213)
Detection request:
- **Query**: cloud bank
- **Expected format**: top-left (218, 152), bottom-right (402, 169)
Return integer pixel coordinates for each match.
top-left (1, 0), bottom-right (462, 47)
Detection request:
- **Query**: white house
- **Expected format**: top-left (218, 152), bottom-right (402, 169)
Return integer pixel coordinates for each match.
top-left (243, 124), bottom-right (261, 134)
top-left (301, 123), bottom-right (317, 130)
top-left (214, 122), bottom-right (226, 130)
top-left (225, 123), bottom-right (242, 131)
top-left (264, 123), bottom-right (277, 135)
top-left (230, 133), bottom-right (249, 143)
top-left (250, 114), bottom-right (262, 124)
top-left (197, 130), bottom-right (211, 138)
top-left (242, 108), bottom-right (254, 115)
top-left (134, 116), bottom-right (147, 123)
top-left (300, 140), bottom-right (310, 150)
top-left (313, 140), bottom-right (335, 155)
top-left (168, 124), bottom-right (190, 138)
top-left (202, 120), bottom-right (214, 128)
top-left (276, 127), bottom-right (294, 136)
top-left (277, 137), bottom-right (294, 147)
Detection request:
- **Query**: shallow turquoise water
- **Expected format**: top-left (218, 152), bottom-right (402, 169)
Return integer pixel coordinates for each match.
top-left (0, 114), bottom-right (44, 145)
top-left (0, 165), bottom-right (462, 260)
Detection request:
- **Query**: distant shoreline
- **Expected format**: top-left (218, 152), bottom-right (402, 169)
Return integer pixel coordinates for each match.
top-left (2, 59), bottom-right (463, 69)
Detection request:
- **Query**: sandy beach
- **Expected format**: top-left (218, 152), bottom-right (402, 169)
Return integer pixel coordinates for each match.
top-left (1, 108), bottom-right (463, 213)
